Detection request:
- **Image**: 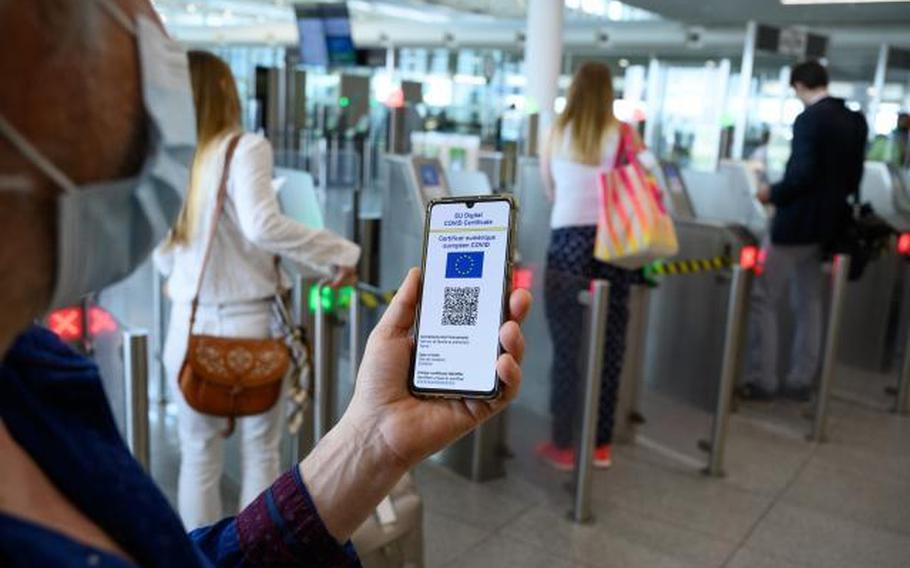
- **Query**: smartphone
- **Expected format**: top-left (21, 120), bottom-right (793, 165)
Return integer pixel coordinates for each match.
top-left (409, 195), bottom-right (517, 399)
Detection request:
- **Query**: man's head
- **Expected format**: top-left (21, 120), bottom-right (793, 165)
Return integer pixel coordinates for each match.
top-left (0, 0), bottom-right (157, 354)
top-left (789, 61), bottom-right (829, 106)
top-left (898, 113), bottom-right (910, 132)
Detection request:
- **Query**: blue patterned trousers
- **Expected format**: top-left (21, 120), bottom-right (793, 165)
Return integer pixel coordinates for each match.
top-left (544, 226), bottom-right (639, 449)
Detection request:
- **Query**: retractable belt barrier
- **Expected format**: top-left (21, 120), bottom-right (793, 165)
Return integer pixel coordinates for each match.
top-left (643, 254), bottom-right (733, 279)
top-left (306, 283), bottom-right (395, 315)
top-left (304, 253), bottom-right (737, 317)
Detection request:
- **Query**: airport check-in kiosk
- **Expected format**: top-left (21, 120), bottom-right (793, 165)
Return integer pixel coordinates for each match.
top-left (379, 156), bottom-right (449, 291)
top-left (445, 168), bottom-right (494, 197)
top-left (379, 155), bottom-right (507, 481)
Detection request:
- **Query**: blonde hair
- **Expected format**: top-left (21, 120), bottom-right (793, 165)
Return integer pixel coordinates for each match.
top-left (551, 62), bottom-right (616, 165)
top-left (167, 50), bottom-right (242, 246)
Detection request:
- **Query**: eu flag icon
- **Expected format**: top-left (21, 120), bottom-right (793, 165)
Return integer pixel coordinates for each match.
top-left (446, 251), bottom-right (484, 278)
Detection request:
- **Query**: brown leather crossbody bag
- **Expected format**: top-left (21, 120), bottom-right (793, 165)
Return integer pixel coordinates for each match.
top-left (178, 134), bottom-right (290, 436)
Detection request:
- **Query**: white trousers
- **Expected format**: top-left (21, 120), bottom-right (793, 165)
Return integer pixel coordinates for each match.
top-left (163, 300), bottom-right (285, 530)
top-left (745, 240), bottom-right (823, 392)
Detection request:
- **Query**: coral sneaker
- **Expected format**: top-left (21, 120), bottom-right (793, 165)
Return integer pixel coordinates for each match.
top-left (535, 442), bottom-right (575, 472)
top-left (594, 444), bottom-right (612, 469)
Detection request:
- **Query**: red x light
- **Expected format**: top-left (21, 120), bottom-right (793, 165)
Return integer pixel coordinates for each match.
top-left (512, 267), bottom-right (533, 291)
top-left (46, 305), bottom-right (118, 342)
top-left (739, 246), bottom-right (759, 271)
top-left (898, 233), bottom-right (910, 256)
top-left (47, 307), bottom-right (83, 341)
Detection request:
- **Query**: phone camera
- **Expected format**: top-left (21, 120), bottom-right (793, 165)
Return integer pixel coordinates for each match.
top-left (466, 202), bottom-right (475, 208)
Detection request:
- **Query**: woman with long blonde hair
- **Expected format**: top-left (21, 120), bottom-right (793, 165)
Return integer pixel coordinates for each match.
top-left (155, 51), bottom-right (359, 529)
top-left (537, 62), bottom-right (650, 471)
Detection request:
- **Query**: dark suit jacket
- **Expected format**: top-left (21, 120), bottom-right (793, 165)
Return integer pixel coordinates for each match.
top-left (770, 97), bottom-right (868, 245)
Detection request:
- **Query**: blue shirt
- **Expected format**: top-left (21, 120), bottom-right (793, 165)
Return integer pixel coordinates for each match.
top-left (0, 326), bottom-right (360, 567)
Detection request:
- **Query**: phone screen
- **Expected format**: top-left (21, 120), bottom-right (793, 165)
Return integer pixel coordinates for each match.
top-left (411, 198), bottom-right (513, 397)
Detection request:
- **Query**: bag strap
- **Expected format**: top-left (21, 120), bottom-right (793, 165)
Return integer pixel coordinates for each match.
top-left (188, 133), bottom-right (243, 332)
top-left (620, 122), bottom-right (641, 165)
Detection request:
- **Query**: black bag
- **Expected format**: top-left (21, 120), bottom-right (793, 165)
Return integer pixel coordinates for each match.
top-left (827, 202), bottom-right (893, 281)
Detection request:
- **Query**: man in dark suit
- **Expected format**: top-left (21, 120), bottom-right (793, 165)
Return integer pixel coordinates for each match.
top-left (743, 61), bottom-right (868, 402)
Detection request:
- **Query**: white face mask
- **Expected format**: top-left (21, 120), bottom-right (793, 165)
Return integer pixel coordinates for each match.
top-left (0, 0), bottom-right (196, 310)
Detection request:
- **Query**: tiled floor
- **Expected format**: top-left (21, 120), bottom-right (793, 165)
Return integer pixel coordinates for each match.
top-left (415, 363), bottom-right (910, 568)
top-left (147, 361), bottom-right (910, 568)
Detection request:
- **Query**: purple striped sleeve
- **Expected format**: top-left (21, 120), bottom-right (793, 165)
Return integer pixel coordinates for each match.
top-left (236, 467), bottom-right (361, 567)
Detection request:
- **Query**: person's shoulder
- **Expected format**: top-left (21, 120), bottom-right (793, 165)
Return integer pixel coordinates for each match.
top-left (235, 131), bottom-right (272, 154)
top-left (232, 131), bottom-right (273, 166)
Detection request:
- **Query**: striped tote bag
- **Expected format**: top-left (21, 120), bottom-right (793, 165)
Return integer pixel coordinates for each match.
top-left (594, 122), bottom-right (678, 268)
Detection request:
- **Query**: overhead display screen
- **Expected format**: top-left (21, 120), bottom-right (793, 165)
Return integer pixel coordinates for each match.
top-left (294, 3), bottom-right (356, 68)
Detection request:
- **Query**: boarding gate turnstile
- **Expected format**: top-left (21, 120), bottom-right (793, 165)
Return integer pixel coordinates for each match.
top-left (838, 163), bottom-right (910, 377)
top-left (512, 156), bottom-right (757, 472)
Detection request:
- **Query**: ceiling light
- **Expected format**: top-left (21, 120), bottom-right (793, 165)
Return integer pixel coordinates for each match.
top-left (781, 0), bottom-right (910, 4)
top-left (186, 3), bottom-right (197, 13)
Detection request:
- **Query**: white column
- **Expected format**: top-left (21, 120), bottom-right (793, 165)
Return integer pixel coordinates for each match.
top-left (867, 44), bottom-right (889, 135)
top-left (523, 0), bottom-right (564, 145)
top-left (644, 57), bottom-right (662, 150)
top-left (731, 20), bottom-right (757, 161)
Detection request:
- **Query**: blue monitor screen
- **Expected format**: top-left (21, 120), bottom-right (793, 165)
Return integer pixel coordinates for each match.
top-left (419, 164), bottom-right (440, 187)
top-left (295, 3), bottom-right (355, 68)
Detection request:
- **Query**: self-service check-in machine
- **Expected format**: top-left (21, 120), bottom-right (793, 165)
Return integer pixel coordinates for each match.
top-left (683, 160), bottom-right (769, 239)
top-left (379, 156), bottom-right (449, 291)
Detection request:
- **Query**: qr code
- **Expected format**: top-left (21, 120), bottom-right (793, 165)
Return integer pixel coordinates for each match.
top-left (441, 286), bottom-right (480, 326)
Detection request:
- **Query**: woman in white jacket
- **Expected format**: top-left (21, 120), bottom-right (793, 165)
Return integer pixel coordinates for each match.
top-left (155, 51), bottom-right (359, 530)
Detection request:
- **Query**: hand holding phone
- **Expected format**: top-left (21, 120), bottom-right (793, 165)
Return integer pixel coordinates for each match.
top-left (409, 196), bottom-right (517, 399)
top-left (340, 268), bottom-right (530, 468)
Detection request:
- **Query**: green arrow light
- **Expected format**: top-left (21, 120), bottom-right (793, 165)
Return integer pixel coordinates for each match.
top-left (337, 286), bottom-right (353, 308)
top-left (308, 285), bottom-right (337, 313)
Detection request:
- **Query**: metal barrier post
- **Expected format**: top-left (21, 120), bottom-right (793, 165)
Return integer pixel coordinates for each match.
top-left (613, 285), bottom-right (650, 445)
top-left (314, 286), bottom-right (331, 443)
top-left (704, 266), bottom-right (751, 476)
top-left (349, 287), bottom-right (361, 385)
top-left (152, 271), bottom-right (167, 404)
top-left (895, 327), bottom-right (910, 414)
top-left (123, 331), bottom-right (150, 470)
top-left (571, 280), bottom-right (610, 524)
top-left (809, 254), bottom-right (851, 443)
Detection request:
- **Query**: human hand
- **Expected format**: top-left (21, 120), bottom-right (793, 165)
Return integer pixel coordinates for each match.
top-left (328, 265), bottom-right (358, 289)
top-left (756, 184), bottom-right (772, 204)
top-left (299, 268), bottom-right (531, 541)
top-left (342, 268), bottom-right (532, 469)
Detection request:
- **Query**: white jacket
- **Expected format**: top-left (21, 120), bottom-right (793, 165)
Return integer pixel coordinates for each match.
top-left (154, 132), bottom-right (360, 305)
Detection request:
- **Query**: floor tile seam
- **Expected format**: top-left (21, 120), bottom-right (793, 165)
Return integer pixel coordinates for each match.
top-left (495, 518), bottom-right (692, 568)
top-left (718, 441), bottom-right (821, 568)
top-left (421, 503), bottom-right (506, 531)
top-left (487, 500), bottom-right (538, 534)
top-left (771, 493), bottom-right (910, 541)
top-left (786, 458), bottom-right (910, 496)
top-left (422, 498), bottom-right (534, 534)
top-left (589, 496), bottom-right (746, 546)
top-left (829, 389), bottom-right (894, 413)
top-left (594, 457), bottom-right (781, 503)
top-left (489, 526), bottom-right (586, 566)
top-left (436, 530), bottom-right (502, 568)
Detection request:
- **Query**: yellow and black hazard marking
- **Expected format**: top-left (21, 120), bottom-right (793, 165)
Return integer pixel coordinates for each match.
top-left (357, 288), bottom-right (396, 309)
top-left (644, 255), bottom-right (733, 278)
